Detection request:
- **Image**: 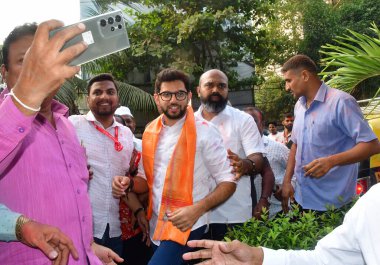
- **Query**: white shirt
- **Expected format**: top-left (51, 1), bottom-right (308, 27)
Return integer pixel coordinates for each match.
top-left (69, 112), bottom-right (142, 238)
top-left (150, 115), bottom-right (235, 245)
top-left (267, 132), bottom-right (285, 143)
top-left (195, 105), bottom-right (265, 223)
top-left (263, 183), bottom-right (380, 265)
top-left (254, 136), bottom-right (289, 218)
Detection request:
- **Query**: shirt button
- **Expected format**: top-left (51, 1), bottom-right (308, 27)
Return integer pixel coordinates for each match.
top-left (82, 216), bottom-right (85, 222)
top-left (68, 163), bottom-right (72, 168)
top-left (61, 140), bottom-right (64, 144)
top-left (18, 127), bottom-right (25, 133)
top-left (77, 189), bottom-right (81, 194)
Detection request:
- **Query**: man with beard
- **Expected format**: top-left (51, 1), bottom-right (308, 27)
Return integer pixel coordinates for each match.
top-left (195, 69), bottom-right (272, 241)
top-left (136, 68), bottom-right (236, 264)
top-left (279, 113), bottom-right (294, 148)
top-left (281, 54), bottom-right (380, 213)
top-left (69, 73), bottom-right (148, 256)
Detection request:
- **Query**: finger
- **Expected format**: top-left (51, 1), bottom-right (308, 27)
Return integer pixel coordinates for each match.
top-left (49, 22), bottom-right (86, 51)
top-left (183, 249), bottom-right (212, 260)
top-left (187, 240), bottom-right (216, 249)
top-left (233, 173), bottom-right (242, 181)
top-left (34, 20), bottom-right (65, 43)
top-left (34, 240), bottom-right (59, 260)
top-left (107, 249), bottom-right (124, 263)
top-left (303, 159), bottom-right (318, 172)
top-left (53, 249), bottom-right (62, 265)
top-left (305, 164), bottom-right (318, 177)
top-left (282, 196), bottom-right (289, 213)
top-left (59, 235), bottom-right (79, 261)
top-left (58, 245), bottom-right (70, 265)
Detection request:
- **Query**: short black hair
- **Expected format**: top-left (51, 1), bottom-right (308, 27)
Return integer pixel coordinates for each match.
top-left (281, 54), bottom-right (318, 74)
top-left (87, 73), bottom-right (118, 95)
top-left (154, 68), bottom-right (190, 93)
top-left (267, 121), bottom-right (277, 126)
top-left (2, 23), bottom-right (38, 70)
top-left (282, 112), bottom-right (294, 120)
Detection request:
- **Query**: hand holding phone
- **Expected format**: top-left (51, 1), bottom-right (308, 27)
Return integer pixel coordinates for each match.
top-left (50, 10), bottom-right (130, 66)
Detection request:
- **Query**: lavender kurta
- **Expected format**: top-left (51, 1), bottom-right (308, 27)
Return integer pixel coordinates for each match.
top-left (0, 96), bottom-right (101, 265)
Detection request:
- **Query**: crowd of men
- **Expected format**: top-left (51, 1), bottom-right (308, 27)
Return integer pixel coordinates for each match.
top-left (1, 20), bottom-right (380, 265)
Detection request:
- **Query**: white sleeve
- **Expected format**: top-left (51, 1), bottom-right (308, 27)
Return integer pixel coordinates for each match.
top-left (240, 114), bottom-right (265, 156)
top-left (263, 185), bottom-right (380, 265)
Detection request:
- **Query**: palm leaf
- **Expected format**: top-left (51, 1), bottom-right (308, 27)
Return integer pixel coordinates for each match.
top-left (320, 22), bottom-right (380, 94)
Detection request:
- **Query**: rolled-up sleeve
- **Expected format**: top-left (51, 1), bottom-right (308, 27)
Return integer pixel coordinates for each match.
top-left (0, 204), bottom-right (21, 242)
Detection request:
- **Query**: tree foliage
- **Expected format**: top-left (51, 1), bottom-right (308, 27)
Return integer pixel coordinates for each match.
top-left (88, 0), bottom-right (275, 91)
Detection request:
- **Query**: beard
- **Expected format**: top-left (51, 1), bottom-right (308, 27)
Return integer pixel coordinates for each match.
top-left (92, 101), bottom-right (118, 117)
top-left (200, 92), bottom-right (228, 113)
top-left (285, 124), bottom-right (293, 131)
top-left (162, 104), bottom-right (187, 120)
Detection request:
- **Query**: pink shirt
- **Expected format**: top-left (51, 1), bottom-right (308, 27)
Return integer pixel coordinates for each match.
top-left (0, 96), bottom-right (101, 265)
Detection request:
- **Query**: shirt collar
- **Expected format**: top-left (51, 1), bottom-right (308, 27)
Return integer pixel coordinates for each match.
top-left (51, 99), bottom-right (70, 117)
top-left (299, 82), bottom-right (328, 107)
top-left (85, 111), bottom-right (118, 128)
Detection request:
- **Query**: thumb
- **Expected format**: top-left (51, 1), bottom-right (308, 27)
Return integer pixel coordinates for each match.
top-left (36, 241), bottom-right (59, 260)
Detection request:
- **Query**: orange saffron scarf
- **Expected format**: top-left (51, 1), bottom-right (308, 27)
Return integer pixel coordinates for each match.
top-left (142, 106), bottom-right (196, 245)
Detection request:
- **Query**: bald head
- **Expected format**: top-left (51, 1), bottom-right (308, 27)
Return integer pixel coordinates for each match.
top-left (197, 69), bottom-right (229, 114)
top-left (199, 69), bottom-right (228, 85)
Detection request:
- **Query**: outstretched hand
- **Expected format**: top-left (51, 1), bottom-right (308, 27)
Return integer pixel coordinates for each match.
top-left (183, 239), bottom-right (263, 265)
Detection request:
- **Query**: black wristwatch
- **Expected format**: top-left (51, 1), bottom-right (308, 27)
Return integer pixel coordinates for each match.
top-left (246, 158), bottom-right (256, 175)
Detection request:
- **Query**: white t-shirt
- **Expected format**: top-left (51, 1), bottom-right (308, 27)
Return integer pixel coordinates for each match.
top-left (149, 114), bottom-right (235, 245)
top-left (263, 183), bottom-right (380, 265)
top-left (69, 112), bottom-right (145, 238)
top-left (267, 132), bottom-right (285, 143)
top-left (195, 105), bottom-right (265, 223)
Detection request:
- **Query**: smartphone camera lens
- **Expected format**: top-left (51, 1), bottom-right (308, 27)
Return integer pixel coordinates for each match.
top-left (108, 17), bottom-right (114, 24)
top-left (111, 26), bottom-right (115, 31)
top-left (118, 24), bottom-right (122, 29)
top-left (100, 19), bottom-right (107, 27)
top-left (115, 15), bottom-right (122, 22)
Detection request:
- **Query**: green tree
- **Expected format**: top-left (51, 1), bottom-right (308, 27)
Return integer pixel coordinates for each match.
top-left (84, 0), bottom-right (275, 91)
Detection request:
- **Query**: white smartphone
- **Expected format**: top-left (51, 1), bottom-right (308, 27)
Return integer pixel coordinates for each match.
top-left (50, 10), bottom-right (130, 66)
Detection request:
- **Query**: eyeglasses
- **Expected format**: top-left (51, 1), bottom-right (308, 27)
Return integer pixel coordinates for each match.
top-left (202, 82), bottom-right (227, 90)
top-left (158, 91), bottom-right (188, 101)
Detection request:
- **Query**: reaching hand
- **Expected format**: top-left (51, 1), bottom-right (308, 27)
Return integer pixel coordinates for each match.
top-left (281, 182), bottom-right (294, 213)
top-left (135, 210), bottom-right (151, 246)
top-left (253, 198), bottom-right (270, 220)
top-left (91, 242), bottom-right (124, 265)
top-left (183, 239), bottom-right (263, 265)
top-left (20, 219), bottom-right (78, 265)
